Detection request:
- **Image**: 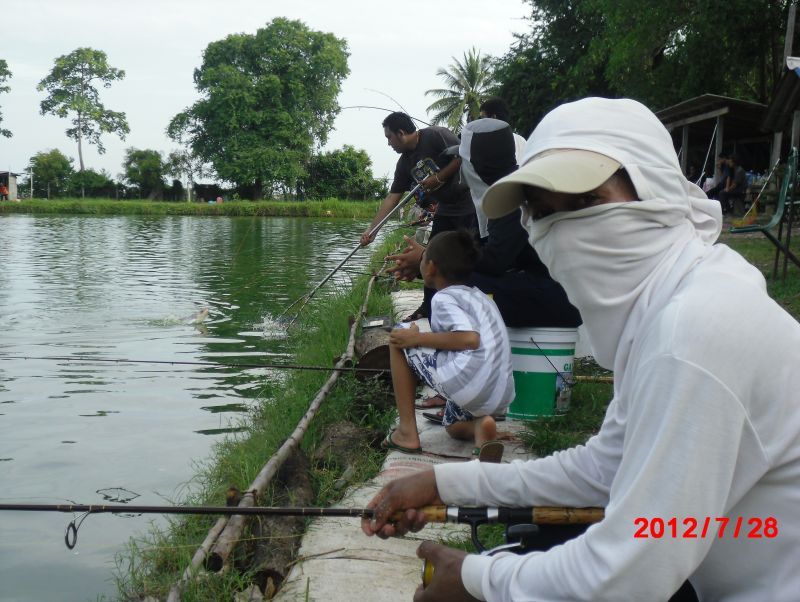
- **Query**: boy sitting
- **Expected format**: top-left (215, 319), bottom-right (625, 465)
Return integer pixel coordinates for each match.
top-left (383, 230), bottom-right (515, 461)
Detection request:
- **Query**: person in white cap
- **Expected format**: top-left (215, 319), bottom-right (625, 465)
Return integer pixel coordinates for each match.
top-left (362, 97), bottom-right (800, 601)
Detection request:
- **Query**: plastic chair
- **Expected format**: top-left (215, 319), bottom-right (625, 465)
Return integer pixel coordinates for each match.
top-left (729, 149), bottom-right (800, 279)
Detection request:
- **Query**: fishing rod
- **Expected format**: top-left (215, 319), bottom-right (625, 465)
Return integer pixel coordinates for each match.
top-left (277, 182), bottom-right (423, 323)
top-left (340, 105), bottom-right (433, 127)
top-left (0, 502), bottom-right (604, 551)
top-left (0, 355), bottom-right (387, 373)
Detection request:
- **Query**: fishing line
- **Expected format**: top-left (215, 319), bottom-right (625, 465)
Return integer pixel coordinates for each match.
top-left (364, 88), bottom-right (412, 115)
top-left (527, 339), bottom-right (615, 392)
top-left (0, 355), bottom-right (388, 373)
top-left (697, 121), bottom-right (719, 186)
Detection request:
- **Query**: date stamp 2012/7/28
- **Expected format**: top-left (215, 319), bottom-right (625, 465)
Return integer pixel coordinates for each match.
top-left (634, 516), bottom-right (778, 539)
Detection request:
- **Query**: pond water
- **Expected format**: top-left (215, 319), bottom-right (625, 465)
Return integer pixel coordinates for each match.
top-left (0, 214), bottom-right (384, 601)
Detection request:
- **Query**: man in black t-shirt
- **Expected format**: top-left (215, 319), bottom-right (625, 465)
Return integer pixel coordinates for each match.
top-left (361, 112), bottom-right (476, 319)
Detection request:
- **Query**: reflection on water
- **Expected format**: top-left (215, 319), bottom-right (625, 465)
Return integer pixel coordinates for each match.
top-left (0, 213), bottom-right (385, 601)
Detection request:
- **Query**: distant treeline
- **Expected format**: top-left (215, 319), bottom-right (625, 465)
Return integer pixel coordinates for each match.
top-left (0, 198), bottom-right (380, 218)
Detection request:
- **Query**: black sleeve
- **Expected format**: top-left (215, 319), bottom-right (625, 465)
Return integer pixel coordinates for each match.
top-left (473, 210), bottom-right (533, 276)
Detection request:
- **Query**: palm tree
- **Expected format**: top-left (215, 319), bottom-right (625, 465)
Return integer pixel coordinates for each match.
top-left (425, 47), bottom-right (496, 134)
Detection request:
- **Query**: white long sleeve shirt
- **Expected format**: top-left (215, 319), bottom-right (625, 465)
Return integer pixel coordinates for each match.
top-left (435, 245), bottom-right (800, 601)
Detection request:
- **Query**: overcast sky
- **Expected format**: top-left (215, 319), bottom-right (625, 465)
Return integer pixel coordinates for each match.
top-left (0, 0), bottom-right (529, 188)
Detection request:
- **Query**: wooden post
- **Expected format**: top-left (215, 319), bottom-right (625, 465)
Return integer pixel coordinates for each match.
top-left (774, 2), bottom-right (798, 166)
top-left (784, 2), bottom-right (796, 60)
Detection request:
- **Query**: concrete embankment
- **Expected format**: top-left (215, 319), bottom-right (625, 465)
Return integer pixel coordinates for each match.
top-left (273, 291), bottom-right (535, 601)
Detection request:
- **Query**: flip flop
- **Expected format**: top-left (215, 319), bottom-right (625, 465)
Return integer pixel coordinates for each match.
top-left (381, 429), bottom-right (422, 454)
top-left (472, 440), bottom-right (504, 463)
top-left (422, 410), bottom-right (444, 425)
top-left (414, 394), bottom-right (447, 410)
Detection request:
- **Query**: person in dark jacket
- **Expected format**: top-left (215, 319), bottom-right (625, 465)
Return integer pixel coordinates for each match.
top-left (387, 118), bottom-right (581, 329)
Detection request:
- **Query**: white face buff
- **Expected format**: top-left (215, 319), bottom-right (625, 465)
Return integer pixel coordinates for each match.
top-left (527, 201), bottom-right (697, 370)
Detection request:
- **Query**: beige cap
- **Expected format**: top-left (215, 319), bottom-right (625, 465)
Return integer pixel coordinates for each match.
top-left (482, 149), bottom-right (621, 218)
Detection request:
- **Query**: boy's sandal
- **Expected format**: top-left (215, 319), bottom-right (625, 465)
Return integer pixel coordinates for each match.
top-left (402, 304), bottom-right (428, 322)
top-left (423, 409), bottom-right (504, 425)
top-left (381, 429), bottom-right (422, 454)
top-left (472, 440), bottom-right (504, 463)
top-left (422, 410), bottom-right (444, 425)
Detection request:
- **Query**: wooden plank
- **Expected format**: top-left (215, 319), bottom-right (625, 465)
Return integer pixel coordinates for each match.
top-left (664, 106), bottom-right (729, 131)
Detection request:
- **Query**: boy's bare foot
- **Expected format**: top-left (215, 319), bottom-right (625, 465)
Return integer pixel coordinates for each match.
top-left (474, 415), bottom-right (498, 448)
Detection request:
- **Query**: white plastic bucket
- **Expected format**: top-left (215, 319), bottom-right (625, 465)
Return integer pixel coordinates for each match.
top-left (506, 327), bottom-right (578, 419)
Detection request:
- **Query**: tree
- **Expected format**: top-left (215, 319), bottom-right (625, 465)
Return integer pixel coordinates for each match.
top-left (494, 0), bottom-right (793, 134)
top-left (28, 149), bottom-right (74, 198)
top-left (425, 47), bottom-right (496, 134)
top-left (298, 145), bottom-right (388, 200)
top-left (123, 148), bottom-right (166, 199)
top-left (38, 47), bottom-right (130, 171)
top-left (68, 168), bottom-right (115, 198)
top-left (493, 0), bottom-right (613, 136)
top-left (168, 18), bottom-right (350, 199)
top-left (0, 59), bottom-right (11, 138)
top-left (583, 0), bottom-right (789, 107)
top-left (166, 149), bottom-right (209, 202)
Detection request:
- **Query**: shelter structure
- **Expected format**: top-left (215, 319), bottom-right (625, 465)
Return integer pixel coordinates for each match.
top-left (655, 94), bottom-right (769, 183)
top-left (762, 56), bottom-right (800, 151)
top-left (0, 171), bottom-right (19, 200)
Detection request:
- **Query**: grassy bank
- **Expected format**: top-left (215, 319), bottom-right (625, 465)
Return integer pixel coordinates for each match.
top-left (114, 234), bottom-right (403, 601)
top-left (0, 198), bottom-right (379, 218)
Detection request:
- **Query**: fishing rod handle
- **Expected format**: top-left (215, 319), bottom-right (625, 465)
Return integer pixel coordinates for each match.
top-left (408, 505), bottom-right (605, 525)
top-left (531, 506), bottom-right (605, 524)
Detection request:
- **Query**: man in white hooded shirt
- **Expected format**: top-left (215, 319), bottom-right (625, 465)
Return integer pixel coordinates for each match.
top-left (361, 97), bottom-right (800, 601)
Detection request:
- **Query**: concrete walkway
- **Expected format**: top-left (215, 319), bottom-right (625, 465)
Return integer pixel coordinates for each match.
top-left (273, 291), bottom-right (534, 601)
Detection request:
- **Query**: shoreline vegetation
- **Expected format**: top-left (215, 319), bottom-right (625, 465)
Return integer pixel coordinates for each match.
top-left (0, 198), bottom-right (380, 218)
top-left (110, 223), bottom-right (797, 600)
top-left (114, 232), bottom-right (403, 601)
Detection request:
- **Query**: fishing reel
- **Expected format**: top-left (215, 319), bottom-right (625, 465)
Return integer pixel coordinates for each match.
top-left (419, 506), bottom-right (597, 589)
top-left (411, 157), bottom-right (443, 210)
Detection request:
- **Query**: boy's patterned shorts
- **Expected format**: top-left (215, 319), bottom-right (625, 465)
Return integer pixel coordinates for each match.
top-left (398, 323), bottom-right (474, 428)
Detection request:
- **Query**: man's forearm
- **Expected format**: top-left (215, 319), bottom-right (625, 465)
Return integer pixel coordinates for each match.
top-left (436, 157), bottom-right (461, 185)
